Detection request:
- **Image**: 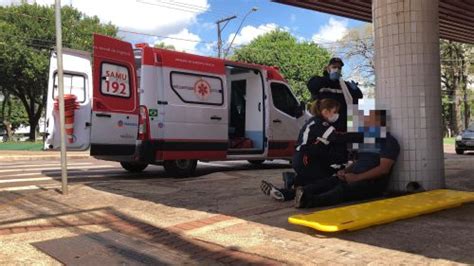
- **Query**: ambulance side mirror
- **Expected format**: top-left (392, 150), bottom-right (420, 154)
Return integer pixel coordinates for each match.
top-left (295, 101), bottom-right (305, 118)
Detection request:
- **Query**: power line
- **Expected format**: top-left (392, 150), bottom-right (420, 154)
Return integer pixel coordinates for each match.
top-left (117, 29), bottom-right (212, 44)
top-left (0, 11), bottom-right (213, 45)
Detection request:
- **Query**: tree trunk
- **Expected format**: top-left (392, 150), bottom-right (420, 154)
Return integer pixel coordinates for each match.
top-left (461, 59), bottom-right (470, 128)
top-left (3, 121), bottom-right (13, 141)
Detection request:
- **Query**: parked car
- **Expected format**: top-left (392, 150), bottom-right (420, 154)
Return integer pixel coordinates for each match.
top-left (455, 123), bottom-right (474, 154)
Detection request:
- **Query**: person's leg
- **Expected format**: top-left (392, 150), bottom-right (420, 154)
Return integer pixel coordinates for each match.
top-left (260, 180), bottom-right (294, 201)
top-left (343, 180), bottom-right (385, 202)
top-left (295, 184), bottom-right (345, 208)
top-left (304, 176), bottom-right (341, 195)
top-left (282, 172), bottom-right (296, 190)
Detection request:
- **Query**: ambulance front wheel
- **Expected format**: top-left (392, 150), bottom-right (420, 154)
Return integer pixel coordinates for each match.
top-left (120, 162), bottom-right (148, 173)
top-left (163, 159), bottom-right (197, 177)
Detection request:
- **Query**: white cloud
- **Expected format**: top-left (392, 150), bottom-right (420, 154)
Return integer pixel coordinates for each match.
top-left (155, 28), bottom-right (201, 53)
top-left (312, 17), bottom-right (348, 43)
top-left (1, 0), bottom-right (208, 44)
top-left (226, 23), bottom-right (278, 48)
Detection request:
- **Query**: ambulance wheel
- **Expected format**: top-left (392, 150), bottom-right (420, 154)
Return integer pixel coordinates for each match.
top-left (455, 149), bottom-right (464, 155)
top-left (163, 159), bottom-right (197, 177)
top-left (248, 160), bottom-right (265, 165)
top-left (120, 162), bottom-right (148, 173)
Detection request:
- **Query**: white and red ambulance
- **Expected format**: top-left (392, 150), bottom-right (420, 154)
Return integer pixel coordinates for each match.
top-left (44, 34), bottom-right (307, 176)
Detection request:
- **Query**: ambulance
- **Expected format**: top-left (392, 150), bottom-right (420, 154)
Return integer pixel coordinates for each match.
top-left (44, 34), bottom-right (307, 176)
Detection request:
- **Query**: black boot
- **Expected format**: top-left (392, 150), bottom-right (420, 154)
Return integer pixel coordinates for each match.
top-left (282, 172), bottom-right (296, 190)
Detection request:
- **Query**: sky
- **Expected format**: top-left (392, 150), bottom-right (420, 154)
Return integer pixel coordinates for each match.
top-left (0, 0), bottom-right (365, 55)
top-left (1, 0), bottom-right (373, 94)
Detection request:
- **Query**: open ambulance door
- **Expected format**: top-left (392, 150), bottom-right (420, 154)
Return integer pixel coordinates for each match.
top-left (44, 48), bottom-right (92, 151)
top-left (90, 34), bottom-right (139, 159)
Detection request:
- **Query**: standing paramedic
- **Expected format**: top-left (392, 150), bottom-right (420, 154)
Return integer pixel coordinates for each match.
top-left (307, 57), bottom-right (364, 163)
top-left (307, 57), bottom-right (363, 131)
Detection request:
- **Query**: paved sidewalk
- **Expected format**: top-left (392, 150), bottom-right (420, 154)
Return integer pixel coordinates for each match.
top-left (0, 145), bottom-right (473, 265)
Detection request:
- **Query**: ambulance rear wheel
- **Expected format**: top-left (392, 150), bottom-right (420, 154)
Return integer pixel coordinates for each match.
top-left (120, 162), bottom-right (148, 173)
top-left (248, 160), bottom-right (265, 165)
top-left (163, 159), bottom-right (197, 177)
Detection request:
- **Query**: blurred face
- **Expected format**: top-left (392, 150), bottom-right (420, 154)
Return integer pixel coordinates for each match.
top-left (327, 63), bottom-right (342, 81)
top-left (327, 62), bottom-right (342, 73)
top-left (321, 107), bottom-right (339, 123)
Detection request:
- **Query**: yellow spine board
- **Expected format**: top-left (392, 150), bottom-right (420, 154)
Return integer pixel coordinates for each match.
top-left (288, 189), bottom-right (474, 232)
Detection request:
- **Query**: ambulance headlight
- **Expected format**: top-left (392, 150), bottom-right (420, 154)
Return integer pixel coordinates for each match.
top-left (455, 135), bottom-right (462, 141)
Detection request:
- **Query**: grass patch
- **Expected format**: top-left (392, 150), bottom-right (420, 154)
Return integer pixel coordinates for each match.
top-left (444, 137), bottom-right (455, 145)
top-left (0, 141), bottom-right (43, 151)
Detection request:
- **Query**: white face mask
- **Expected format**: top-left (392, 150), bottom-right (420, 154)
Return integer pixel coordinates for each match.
top-left (328, 113), bottom-right (339, 123)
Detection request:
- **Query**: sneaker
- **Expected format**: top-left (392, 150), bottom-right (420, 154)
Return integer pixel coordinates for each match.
top-left (294, 186), bottom-right (305, 208)
top-left (260, 180), bottom-right (273, 196)
top-left (260, 180), bottom-right (285, 201)
top-left (269, 187), bottom-right (285, 201)
top-left (282, 172), bottom-right (296, 190)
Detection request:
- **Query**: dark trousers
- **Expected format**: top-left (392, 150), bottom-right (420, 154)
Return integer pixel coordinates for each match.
top-left (292, 152), bottom-right (335, 187)
top-left (279, 175), bottom-right (340, 202)
top-left (302, 177), bottom-right (387, 208)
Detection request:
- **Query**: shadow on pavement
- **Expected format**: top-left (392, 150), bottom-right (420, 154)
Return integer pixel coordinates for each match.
top-left (0, 195), bottom-right (279, 265)
top-left (37, 158), bottom-right (474, 264)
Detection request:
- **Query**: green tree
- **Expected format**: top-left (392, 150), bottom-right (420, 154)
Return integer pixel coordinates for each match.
top-left (0, 92), bottom-right (29, 140)
top-left (440, 40), bottom-right (473, 136)
top-left (231, 30), bottom-right (331, 101)
top-left (0, 3), bottom-right (117, 141)
top-left (337, 23), bottom-right (375, 97)
top-left (154, 42), bottom-right (175, 50)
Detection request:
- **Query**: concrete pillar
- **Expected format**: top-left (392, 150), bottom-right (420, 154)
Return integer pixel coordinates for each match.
top-left (373, 0), bottom-right (444, 192)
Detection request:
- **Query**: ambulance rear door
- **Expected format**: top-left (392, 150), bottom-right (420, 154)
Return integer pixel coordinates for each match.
top-left (43, 48), bottom-right (92, 151)
top-left (90, 34), bottom-right (139, 159)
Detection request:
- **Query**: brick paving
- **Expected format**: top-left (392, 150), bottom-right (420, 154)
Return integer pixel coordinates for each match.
top-left (0, 146), bottom-right (473, 265)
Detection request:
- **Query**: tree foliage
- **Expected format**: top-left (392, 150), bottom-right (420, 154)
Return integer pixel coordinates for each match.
top-left (154, 42), bottom-right (175, 50)
top-left (337, 23), bottom-right (375, 97)
top-left (1, 93), bottom-right (29, 140)
top-left (440, 40), bottom-right (473, 135)
top-left (231, 30), bottom-right (331, 101)
top-left (336, 24), bottom-right (474, 136)
top-left (0, 3), bottom-right (117, 140)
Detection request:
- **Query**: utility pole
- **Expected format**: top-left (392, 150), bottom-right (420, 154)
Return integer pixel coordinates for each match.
top-left (216, 15), bottom-right (236, 58)
top-left (55, 0), bottom-right (68, 195)
top-left (224, 7), bottom-right (258, 58)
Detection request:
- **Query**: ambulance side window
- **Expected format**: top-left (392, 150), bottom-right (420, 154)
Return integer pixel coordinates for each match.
top-left (53, 73), bottom-right (86, 103)
top-left (170, 71), bottom-right (224, 106)
top-left (270, 82), bottom-right (299, 117)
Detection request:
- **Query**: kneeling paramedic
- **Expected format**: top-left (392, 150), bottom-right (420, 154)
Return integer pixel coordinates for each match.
top-left (260, 98), bottom-right (362, 201)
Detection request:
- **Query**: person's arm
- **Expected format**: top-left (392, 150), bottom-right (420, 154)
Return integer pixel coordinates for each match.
top-left (340, 158), bottom-right (395, 183)
top-left (346, 80), bottom-right (363, 100)
top-left (327, 131), bottom-right (364, 144)
top-left (307, 76), bottom-right (323, 100)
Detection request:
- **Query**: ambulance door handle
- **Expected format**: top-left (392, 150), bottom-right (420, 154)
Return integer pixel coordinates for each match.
top-left (272, 119), bottom-right (282, 123)
top-left (258, 102), bottom-right (261, 112)
top-left (96, 113), bottom-right (111, 118)
top-left (210, 116), bottom-right (222, 121)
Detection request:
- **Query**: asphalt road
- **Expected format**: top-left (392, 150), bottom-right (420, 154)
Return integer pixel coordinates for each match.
top-left (0, 158), bottom-right (291, 192)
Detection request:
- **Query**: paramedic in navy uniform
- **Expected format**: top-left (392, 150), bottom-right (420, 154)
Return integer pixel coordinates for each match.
top-left (307, 57), bottom-right (363, 164)
top-left (307, 57), bottom-right (363, 132)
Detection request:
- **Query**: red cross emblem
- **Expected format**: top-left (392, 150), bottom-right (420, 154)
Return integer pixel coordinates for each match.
top-left (194, 79), bottom-right (211, 100)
